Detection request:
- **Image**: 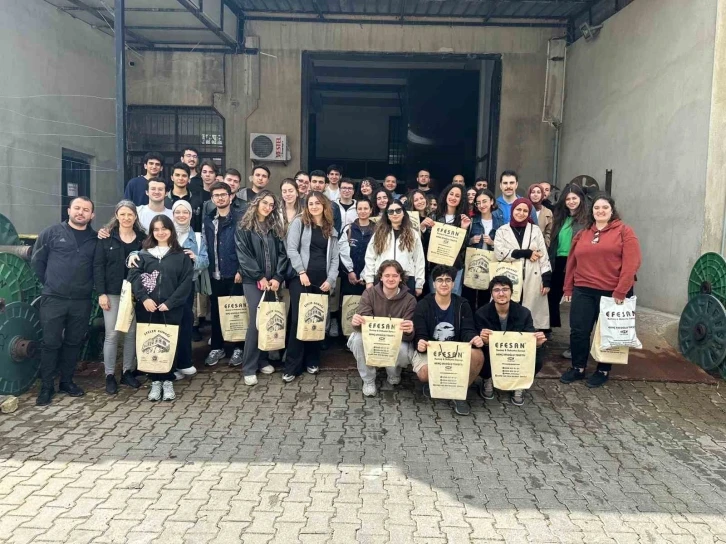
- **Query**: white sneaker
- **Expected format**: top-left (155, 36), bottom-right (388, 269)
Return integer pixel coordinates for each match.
top-left (148, 381), bottom-right (162, 401)
top-left (229, 348), bottom-right (243, 367)
top-left (179, 366), bottom-right (197, 377)
top-left (174, 371), bottom-right (185, 381)
top-left (205, 349), bottom-right (225, 366)
top-left (329, 318), bottom-right (339, 338)
top-left (362, 382), bottom-right (377, 397)
top-left (244, 375), bottom-right (258, 386)
top-left (387, 374), bottom-right (401, 386)
top-left (282, 373), bottom-right (296, 383)
top-left (162, 380), bottom-right (175, 401)
top-left (306, 366), bottom-right (319, 375)
top-left (260, 365), bottom-right (275, 375)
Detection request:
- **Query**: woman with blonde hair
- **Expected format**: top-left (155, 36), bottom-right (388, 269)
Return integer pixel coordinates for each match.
top-left (363, 199), bottom-right (425, 296)
top-left (235, 190), bottom-right (290, 385)
top-left (285, 191), bottom-right (339, 381)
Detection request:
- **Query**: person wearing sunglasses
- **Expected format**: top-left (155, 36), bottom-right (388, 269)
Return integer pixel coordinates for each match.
top-left (362, 200), bottom-right (425, 296)
top-left (476, 275), bottom-right (547, 406)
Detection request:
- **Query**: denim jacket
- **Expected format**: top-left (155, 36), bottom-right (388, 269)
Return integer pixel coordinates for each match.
top-left (469, 209), bottom-right (505, 250)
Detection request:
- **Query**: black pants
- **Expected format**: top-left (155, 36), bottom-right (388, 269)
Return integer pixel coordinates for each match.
top-left (480, 344), bottom-right (544, 380)
top-left (547, 256), bottom-right (568, 328)
top-left (136, 305), bottom-right (182, 381)
top-left (569, 286), bottom-right (632, 372)
top-left (210, 276), bottom-right (244, 352)
top-left (284, 276), bottom-right (326, 376)
top-left (176, 290), bottom-right (195, 371)
top-left (39, 296), bottom-right (92, 387)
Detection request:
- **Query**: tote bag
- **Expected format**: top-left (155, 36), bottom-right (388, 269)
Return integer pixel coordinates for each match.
top-left (136, 322), bottom-right (179, 373)
top-left (257, 291), bottom-right (287, 351)
top-left (361, 317), bottom-right (403, 367)
top-left (463, 248), bottom-right (494, 290)
top-left (218, 296), bottom-right (249, 342)
top-left (296, 292), bottom-right (328, 341)
top-left (599, 296), bottom-right (642, 349)
top-left (488, 331), bottom-right (537, 390)
top-left (114, 280), bottom-right (135, 333)
top-left (427, 223), bottom-right (467, 266)
top-left (427, 341), bottom-right (472, 400)
top-left (591, 318), bottom-right (629, 364)
top-left (489, 261), bottom-right (524, 303)
top-left (342, 295), bottom-right (362, 337)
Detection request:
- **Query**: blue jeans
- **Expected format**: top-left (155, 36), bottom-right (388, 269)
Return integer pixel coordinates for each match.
top-left (428, 269), bottom-right (463, 296)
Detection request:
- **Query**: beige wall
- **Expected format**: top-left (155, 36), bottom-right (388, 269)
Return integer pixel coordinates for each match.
top-left (127, 21), bottom-right (559, 191)
top-left (558, 0), bottom-right (718, 314)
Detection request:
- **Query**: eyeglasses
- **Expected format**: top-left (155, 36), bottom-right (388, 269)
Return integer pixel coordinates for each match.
top-left (211, 193), bottom-right (230, 199)
top-left (341, 186), bottom-right (354, 191)
top-left (183, 154), bottom-right (198, 159)
top-left (434, 278), bottom-right (453, 285)
top-left (387, 208), bottom-right (404, 215)
top-left (492, 287), bottom-right (511, 294)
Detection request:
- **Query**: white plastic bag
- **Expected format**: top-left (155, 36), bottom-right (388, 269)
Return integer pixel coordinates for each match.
top-left (598, 296), bottom-right (642, 349)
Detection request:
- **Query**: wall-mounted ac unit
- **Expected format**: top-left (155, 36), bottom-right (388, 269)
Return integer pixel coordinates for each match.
top-left (250, 133), bottom-right (288, 161)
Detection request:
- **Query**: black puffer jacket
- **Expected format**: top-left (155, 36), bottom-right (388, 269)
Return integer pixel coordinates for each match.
top-left (93, 228), bottom-right (145, 295)
top-left (235, 227), bottom-right (290, 285)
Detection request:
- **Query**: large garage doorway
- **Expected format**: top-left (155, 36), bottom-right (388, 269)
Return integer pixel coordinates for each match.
top-left (302, 52), bottom-right (501, 192)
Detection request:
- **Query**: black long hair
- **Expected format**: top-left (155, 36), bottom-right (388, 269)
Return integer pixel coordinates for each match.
top-left (143, 214), bottom-right (182, 252)
top-left (552, 184), bottom-right (588, 232)
top-left (437, 183), bottom-right (467, 226)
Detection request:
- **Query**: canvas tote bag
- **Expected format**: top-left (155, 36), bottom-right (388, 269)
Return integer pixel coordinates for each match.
top-left (590, 318), bottom-right (629, 364)
top-left (427, 223), bottom-right (468, 266)
top-left (114, 280), bottom-right (135, 333)
top-left (427, 341), bottom-right (472, 400)
top-left (136, 322), bottom-right (179, 373)
top-left (257, 290), bottom-right (287, 351)
top-left (218, 296), bottom-right (249, 342)
top-left (341, 295), bottom-right (362, 337)
top-left (296, 292), bottom-right (328, 341)
top-left (463, 248), bottom-right (494, 290)
top-left (489, 261), bottom-right (524, 303)
top-left (361, 317), bottom-right (403, 367)
top-left (488, 331), bottom-right (537, 390)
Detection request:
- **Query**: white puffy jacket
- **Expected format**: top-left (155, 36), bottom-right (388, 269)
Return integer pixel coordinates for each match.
top-left (362, 229), bottom-right (426, 289)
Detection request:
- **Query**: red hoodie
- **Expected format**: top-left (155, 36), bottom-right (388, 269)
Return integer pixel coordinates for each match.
top-left (563, 219), bottom-right (641, 300)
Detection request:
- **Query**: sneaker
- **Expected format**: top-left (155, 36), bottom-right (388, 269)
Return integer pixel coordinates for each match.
top-left (282, 373), bottom-right (296, 383)
top-left (36, 386), bottom-right (54, 406)
top-left (192, 326), bottom-right (203, 342)
top-left (121, 370), bottom-right (141, 389)
top-left (562, 349), bottom-right (572, 359)
top-left (306, 366), bottom-right (319, 375)
top-left (387, 374), bottom-right (401, 386)
top-left (58, 382), bottom-right (84, 397)
top-left (229, 348), bottom-right (243, 367)
top-left (162, 380), bottom-right (175, 401)
top-left (329, 318), bottom-right (339, 338)
top-left (148, 381), bottom-right (162, 401)
top-left (478, 378), bottom-right (494, 400)
top-left (511, 390), bottom-right (524, 406)
top-left (174, 371), bottom-right (185, 381)
top-left (260, 365), bottom-right (275, 375)
top-left (178, 366), bottom-right (197, 377)
top-left (422, 383), bottom-right (431, 398)
top-left (587, 370), bottom-right (609, 388)
top-left (205, 349), bottom-right (225, 367)
top-left (105, 375), bottom-right (118, 395)
top-left (244, 375), bottom-right (258, 386)
top-left (362, 382), bottom-right (377, 397)
top-left (560, 367), bottom-right (586, 384)
top-left (451, 399), bottom-right (471, 416)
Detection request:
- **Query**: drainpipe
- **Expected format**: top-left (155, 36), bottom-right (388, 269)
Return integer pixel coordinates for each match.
top-left (114, 0), bottom-right (126, 194)
top-left (552, 122), bottom-right (560, 188)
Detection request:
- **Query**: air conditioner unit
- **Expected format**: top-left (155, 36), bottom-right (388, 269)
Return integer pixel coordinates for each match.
top-left (250, 133), bottom-right (288, 161)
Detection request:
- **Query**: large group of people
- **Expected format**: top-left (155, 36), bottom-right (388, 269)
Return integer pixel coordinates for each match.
top-left (30, 147), bottom-right (642, 416)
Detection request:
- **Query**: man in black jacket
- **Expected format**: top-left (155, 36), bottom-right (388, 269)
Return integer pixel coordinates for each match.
top-left (475, 275), bottom-right (547, 406)
top-left (412, 265), bottom-right (484, 416)
top-left (31, 197), bottom-right (98, 406)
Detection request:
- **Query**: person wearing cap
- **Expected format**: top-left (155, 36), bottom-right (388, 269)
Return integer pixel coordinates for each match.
top-left (238, 165), bottom-right (271, 202)
top-left (492, 197), bottom-right (551, 331)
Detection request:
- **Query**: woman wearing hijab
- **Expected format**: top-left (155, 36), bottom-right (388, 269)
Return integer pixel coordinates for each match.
top-left (493, 198), bottom-right (552, 330)
top-left (171, 200), bottom-right (209, 380)
top-left (528, 184), bottom-right (553, 247)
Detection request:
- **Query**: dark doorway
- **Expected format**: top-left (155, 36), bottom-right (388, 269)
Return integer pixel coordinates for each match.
top-left (61, 150), bottom-right (91, 222)
top-left (302, 53), bottom-right (501, 194)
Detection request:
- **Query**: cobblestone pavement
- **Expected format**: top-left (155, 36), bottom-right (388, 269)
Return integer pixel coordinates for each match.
top-left (2, 371), bottom-right (726, 543)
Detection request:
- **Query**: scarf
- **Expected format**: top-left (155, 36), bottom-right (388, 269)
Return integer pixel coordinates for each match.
top-left (527, 184), bottom-right (544, 211)
top-left (509, 197), bottom-right (534, 228)
top-left (172, 200), bottom-right (192, 246)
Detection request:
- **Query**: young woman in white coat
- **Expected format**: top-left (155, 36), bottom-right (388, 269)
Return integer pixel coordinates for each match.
top-left (493, 198), bottom-right (552, 330)
top-left (363, 199), bottom-right (425, 296)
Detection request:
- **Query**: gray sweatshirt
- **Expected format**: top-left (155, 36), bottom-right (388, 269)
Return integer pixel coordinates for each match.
top-left (286, 216), bottom-right (339, 287)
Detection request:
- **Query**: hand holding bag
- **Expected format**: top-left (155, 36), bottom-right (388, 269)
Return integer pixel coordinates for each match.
top-left (599, 296), bottom-right (642, 349)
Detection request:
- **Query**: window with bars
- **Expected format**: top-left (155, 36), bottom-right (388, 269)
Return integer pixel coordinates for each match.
top-left (388, 116), bottom-right (405, 166)
top-left (126, 106), bottom-right (225, 179)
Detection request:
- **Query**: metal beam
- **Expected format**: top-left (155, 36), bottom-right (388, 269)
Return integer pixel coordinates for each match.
top-left (245, 14), bottom-right (568, 25)
top-left (114, 0), bottom-right (127, 192)
top-left (176, 0), bottom-right (238, 48)
top-left (62, 0), bottom-right (155, 48)
top-left (62, 6), bottom-right (189, 12)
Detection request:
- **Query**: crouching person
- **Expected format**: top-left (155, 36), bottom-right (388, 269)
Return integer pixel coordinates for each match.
top-left (476, 275), bottom-right (547, 406)
top-left (412, 264), bottom-right (484, 416)
top-left (347, 260), bottom-right (416, 397)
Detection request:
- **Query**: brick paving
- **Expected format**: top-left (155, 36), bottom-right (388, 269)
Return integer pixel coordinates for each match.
top-left (2, 369), bottom-right (726, 543)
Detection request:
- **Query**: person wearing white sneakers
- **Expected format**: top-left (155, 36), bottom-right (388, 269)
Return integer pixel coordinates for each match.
top-left (127, 215), bottom-right (194, 402)
top-left (347, 260), bottom-right (416, 397)
top-left (235, 190), bottom-right (290, 385)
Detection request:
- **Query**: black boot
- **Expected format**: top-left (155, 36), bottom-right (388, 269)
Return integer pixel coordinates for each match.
top-left (121, 370), bottom-right (141, 389)
top-left (58, 382), bottom-right (85, 397)
top-left (105, 375), bottom-right (118, 395)
top-left (36, 385), bottom-right (54, 406)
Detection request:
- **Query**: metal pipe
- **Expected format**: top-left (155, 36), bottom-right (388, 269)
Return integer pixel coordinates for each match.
top-left (114, 0), bottom-right (126, 194)
top-left (0, 246), bottom-right (32, 261)
top-left (244, 15), bottom-right (567, 28)
top-left (552, 124), bottom-right (560, 188)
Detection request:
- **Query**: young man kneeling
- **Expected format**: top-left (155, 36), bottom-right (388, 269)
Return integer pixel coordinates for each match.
top-left (347, 260), bottom-right (417, 397)
top-left (412, 265), bottom-right (484, 416)
top-left (475, 275), bottom-right (547, 406)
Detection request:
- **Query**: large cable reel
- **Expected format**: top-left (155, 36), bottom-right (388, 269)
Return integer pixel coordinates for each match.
top-left (688, 252), bottom-right (726, 306)
top-left (679, 294), bottom-right (726, 371)
top-left (0, 301), bottom-right (43, 395)
top-left (0, 253), bottom-right (42, 306)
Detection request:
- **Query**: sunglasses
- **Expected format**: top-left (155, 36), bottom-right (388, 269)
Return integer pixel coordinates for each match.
top-left (387, 208), bottom-right (404, 216)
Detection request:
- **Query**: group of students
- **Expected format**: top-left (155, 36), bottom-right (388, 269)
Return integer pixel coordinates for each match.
top-left (30, 152), bottom-right (641, 415)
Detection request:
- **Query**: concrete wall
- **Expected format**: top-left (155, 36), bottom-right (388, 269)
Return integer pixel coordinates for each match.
top-left (558, 0), bottom-right (718, 314)
top-left (127, 21), bottom-right (558, 190)
top-left (0, 0), bottom-right (117, 233)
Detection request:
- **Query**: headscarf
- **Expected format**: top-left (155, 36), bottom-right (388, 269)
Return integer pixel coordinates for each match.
top-left (527, 184), bottom-right (544, 211)
top-left (509, 197), bottom-right (534, 228)
top-left (172, 200), bottom-right (193, 246)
